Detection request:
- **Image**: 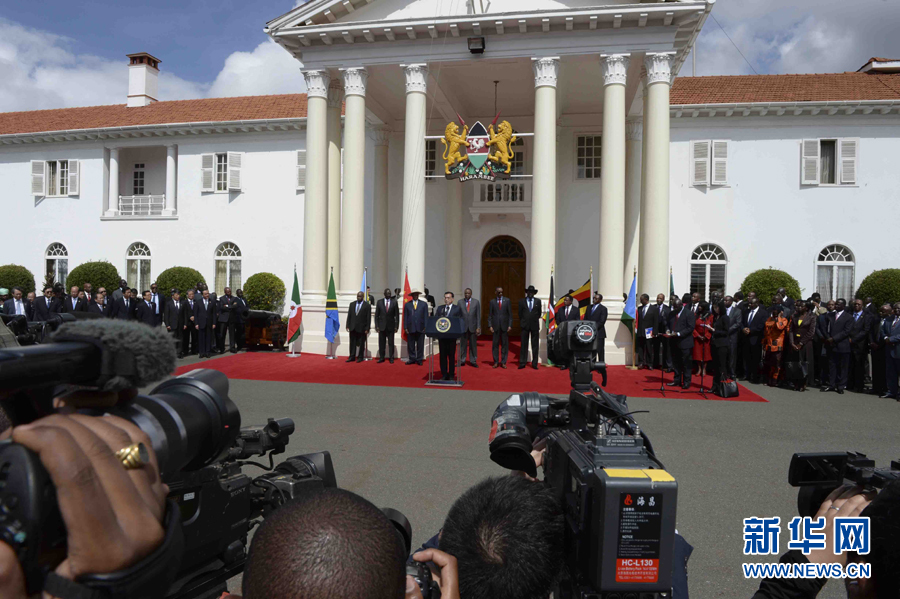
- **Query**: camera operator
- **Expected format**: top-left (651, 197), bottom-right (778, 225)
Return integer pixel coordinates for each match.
top-left (752, 483), bottom-right (899, 599)
top-left (0, 408), bottom-right (170, 599)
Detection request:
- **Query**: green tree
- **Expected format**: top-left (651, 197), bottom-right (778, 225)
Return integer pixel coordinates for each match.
top-left (244, 272), bottom-right (286, 313)
top-left (740, 269), bottom-right (802, 305)
top-left (855, 269), bottom-right (900, 308)
top-left (0, 264), bottom-right (36, 295)
top-left (67, 261), bottom-right (121, 294)
top-left (155, 267), bottom-right (206, 297)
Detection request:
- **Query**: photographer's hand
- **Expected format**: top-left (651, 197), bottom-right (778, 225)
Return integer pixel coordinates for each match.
top-left (406, 549), bottom-right (459, 599)
top-left (807, 485), bottom-right (873, 566)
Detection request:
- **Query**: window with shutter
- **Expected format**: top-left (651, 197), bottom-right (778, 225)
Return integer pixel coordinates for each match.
top-left (296, 150), bottom-right (307, 190)
top-left (839, 138), bottom-right (858, 184)
top-left (201, 154), bottom-right (215, 192)
top-left (227, 152), bottom-right (243, 191)
top-left (711, 140), bottom-right (728, 185)
top-left (690, 140), bottom-right (710, 186)
top-left (31, 160), bottom-right (46, 196)
top-left (67, 160), bottom-right (80, 196)
top-left (801, 139), bottom-right (820, 185)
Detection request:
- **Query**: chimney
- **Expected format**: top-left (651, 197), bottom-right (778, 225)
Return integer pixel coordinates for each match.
top-left (126, 53), bottom-right (161, 107)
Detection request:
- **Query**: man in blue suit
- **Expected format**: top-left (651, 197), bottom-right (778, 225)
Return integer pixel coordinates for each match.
top-left (195, 289), bottom-right (218, 359)
top-left (881, 302), bottom-right (900, 400)
top-left (403, 289), bottom-right (428, 365)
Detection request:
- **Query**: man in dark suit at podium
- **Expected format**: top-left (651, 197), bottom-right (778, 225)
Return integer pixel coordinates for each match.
top-left (346, 291), bottom-right (371, 363)
top-left (375, 288), bottom-right (399, 363)
top-left (489, 287), bottom-right (512, 369)
top-left (518, 285), bottom-right (542, 369)
top-left (404, 289), bottom-right (428, 365)
top-left (436, 292), bottom-right (463, 380)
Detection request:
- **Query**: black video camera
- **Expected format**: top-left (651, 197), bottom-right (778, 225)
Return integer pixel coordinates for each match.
top-left (1, 312), bottom-right (76, 347)
top-left (488, 367), bottom-right (677, 597)
top-left (550, 321), bottom-right (608, 388)
top-left (789, 452), bottom-right (900, 518)
top-left (383, 508), bottom-right (441, 599)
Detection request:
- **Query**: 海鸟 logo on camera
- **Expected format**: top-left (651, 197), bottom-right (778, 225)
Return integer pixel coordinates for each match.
top-left (436, 317), bottom-right (451, 333)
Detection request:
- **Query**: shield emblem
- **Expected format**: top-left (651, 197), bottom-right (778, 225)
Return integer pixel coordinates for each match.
top-left (466, 121), bottom-right (490, 169)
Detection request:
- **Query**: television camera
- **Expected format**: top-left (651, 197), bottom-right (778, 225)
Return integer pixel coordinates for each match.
top-left (789, 452), bottom-right (900, 518)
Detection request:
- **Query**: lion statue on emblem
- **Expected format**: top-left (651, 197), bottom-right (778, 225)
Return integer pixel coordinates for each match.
top-left (487, 120), bottom-right (517, 174)
top-left (441, 122), bottom-right (469, 174)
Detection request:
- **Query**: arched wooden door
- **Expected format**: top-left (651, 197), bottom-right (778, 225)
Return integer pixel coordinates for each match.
top-left (481, 236), bottom-right (526, 336)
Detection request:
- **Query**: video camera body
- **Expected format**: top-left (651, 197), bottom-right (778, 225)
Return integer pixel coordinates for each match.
top-left (790, 452), bottom-right (900, 518)
top-left (489, 321), bottom-right (678, 598)
top-left (550, 320), bottom-right (608, 388)
top-left (0, 312), bottom-right (76, 347)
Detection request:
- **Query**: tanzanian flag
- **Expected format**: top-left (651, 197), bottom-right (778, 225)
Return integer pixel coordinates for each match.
top-left (324, 272), bottom-right (340, 343)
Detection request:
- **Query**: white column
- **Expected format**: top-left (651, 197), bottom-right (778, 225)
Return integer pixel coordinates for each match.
top-left (326, 78), bottom-right (343, 285)
top-left (624, 118), bottom-right (642, 290)
top-left (598, 54), bottom-right (629, 304)
top-left (401, 64), bottom-right (428, 292)
top-left (639, 53), bottom-right (673, 297)
top-left (531, 57), bottom-right (559, 308)
top-left (163, 144), bottom-right (177, 216)
top-left (372, 128), bottom-right (390, 294)
top-left (106, 147), bottom-right (119, 217)
top-left (302, 70), bottom-right (331, 301)
top-left (445, 180), bottom-right (462, 296)
top-left (339, 67), bottom-right (368, 301)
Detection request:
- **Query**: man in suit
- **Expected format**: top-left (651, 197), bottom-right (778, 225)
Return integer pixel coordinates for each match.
top-left (847, 299), bottom-right (873, 393)
top-left (688, 292), bottom-right (701, 314)
top-left (517, 285), bottom-right (542, 370)
top-left (583, 292), bottom-right (608, 363)
top-left (164, 289), bottom-right (185, 357)
top-left (216, 287), bottom-right (239, 354)
top-left (741, 297), bottom-right (768, 384)
top-left (724, 296), bottom-right (743, 378)
top-left (345, 291), bottom-right (371, 363)
top-left (648, 293), bottom-right (671, 370)
top-left (403, 289), bottom-right (428, 365)
top-left (374, 288), bottom-right (399, 363)
top-left (181, 289), bottom-right (199, 356)
top-left (135, 290), bottom-right (157, 326)
top-left (81, 283), bottom-right (93, 304)
top-left (635, 294), bottom-right (655, 369)
top-left (423, 287), bottom-right (436, 317)
top-left (823, 298), bottom-right (853, 394)
top-left (195, 289), bottom-right (217, 358)
top-left (148, 283), bottom-right (164, 327)
top-left (2, 287), bottom-right (30, 320)
top-left (33, 286), bottom-right (61, 321)
top-left (87, 290), bottom-right (107, 317)
top-left (815, 300), bottom-right (835, 385)
top-left (435, 292), bottom-right (463, 380)
top-left (863, 296), bottom-right (877, 316)
top-left (777, 287), bottom-right (795, 313)
top-left (62, 285), bottom-right (87, 314)
top-left (110, 280), bottom-right (128, 304)
top-left (233, 289), bottom-right (248, 352)
top-left (458, 288), bottom-right (481, 367)
top-left (881, 303), bottom-right (900, 400)
top-left (870, 304), bottom-right (892, 398)
top-left (488, 287), bottom-right (512, 369)
top-left (111, 289), bottom-right (136, 321)
top-left (667, 298), bottom-right (696, 389)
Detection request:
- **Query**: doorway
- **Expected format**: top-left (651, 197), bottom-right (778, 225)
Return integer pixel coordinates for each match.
top-left (480, 235), bottom-right (526, 336)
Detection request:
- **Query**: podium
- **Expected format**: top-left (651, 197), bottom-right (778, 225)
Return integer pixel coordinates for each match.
top-left (425, 315), bottom-right (466, 387)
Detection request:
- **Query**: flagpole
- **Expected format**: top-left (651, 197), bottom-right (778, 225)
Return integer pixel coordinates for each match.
top-left (627, 266), bottom-right (638, 370)
top-left (287, 263), bottom-right (301, 358)
top-left (363, 267), bottom-right (371, 360)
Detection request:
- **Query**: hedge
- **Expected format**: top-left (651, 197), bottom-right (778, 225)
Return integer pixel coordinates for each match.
top-left (66, 261), bottom-right (121, 294)
top-left (855, 269), bottom-right (900, 308)
top-left (155, 267), bottom-right (206, 297)
top-left (244, 272), bottom-right (286, 312)
top-left (0, 264), bottom-right (36, 295)
top-left (740, 269), bottom-right (802, 305)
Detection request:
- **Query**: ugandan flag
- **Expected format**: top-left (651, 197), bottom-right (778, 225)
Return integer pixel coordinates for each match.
top-left (571, 279), bottom-right (591, 316)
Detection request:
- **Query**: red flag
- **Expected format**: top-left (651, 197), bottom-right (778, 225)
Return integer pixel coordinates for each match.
top-left (401, 271), bottom-right (412, 341)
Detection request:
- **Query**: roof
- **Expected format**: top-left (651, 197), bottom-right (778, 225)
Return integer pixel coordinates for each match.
top-left (0, 94), bottom-right (309, 136)
top-left (671, 71), bottom-right (900, 105)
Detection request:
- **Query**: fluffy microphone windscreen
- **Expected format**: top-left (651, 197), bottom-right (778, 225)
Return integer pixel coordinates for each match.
top-left (51, 320), bottom-right (177, 390)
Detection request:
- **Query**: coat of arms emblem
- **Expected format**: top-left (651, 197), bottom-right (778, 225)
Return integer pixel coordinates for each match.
top-left (441, 114), bottom-right (517, 182)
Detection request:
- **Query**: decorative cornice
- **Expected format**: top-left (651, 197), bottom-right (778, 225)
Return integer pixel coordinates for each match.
top-left (626, 118), bottom-right (642, 141)
top-left (327, 78), bottom-right (343, 108)
top-left (670, 99), bottom-right (900, 119)
top-left (532, 57), bottom-right (560, 89)
top-left (341, 67), bottom-right (368, 98)
top-left (644, 53), bottom-right (674, 86)
top-left (302, 70), bottom-right (331, 98)
top-left (402, 64), bottom-right (428, 94)
top-left (371, 127), bottom-right (391, 146)
top-left (601, 54), bottom-right (630, 86)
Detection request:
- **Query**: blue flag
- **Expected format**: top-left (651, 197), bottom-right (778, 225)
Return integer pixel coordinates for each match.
top-left (325, 272), bottom-right (340, 343)
top-left (361, 269), bottom-right (367, 302)
top-left (622, 274), bottom-right (637, 329)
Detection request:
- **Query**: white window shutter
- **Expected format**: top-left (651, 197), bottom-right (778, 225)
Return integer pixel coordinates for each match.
top-left (296, 150), bottom-right (307, 190)
top-left (711, 140), bottom-right (728, 185)
top-left (67, 160), bottom-right (80, 196)
top-left (839, 138), bottom-right (858, 184)
top-left (227, 151), bottom-right (243, 191)
top-left (31, 160), bottom-right (46, 196)
top-left (690, 140), bottom-right (710, 186)
top-left (201, 153), bottom-right (215, 192)
top-left (801, 139), bottom-right (820, 185)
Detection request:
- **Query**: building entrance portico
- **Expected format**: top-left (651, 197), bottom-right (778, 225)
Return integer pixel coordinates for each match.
top-left (481, 236), bottom-right (526, 336)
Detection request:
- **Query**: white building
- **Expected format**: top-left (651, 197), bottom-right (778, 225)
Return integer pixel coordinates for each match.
top-left (1, 0), bottom-right (897, 362)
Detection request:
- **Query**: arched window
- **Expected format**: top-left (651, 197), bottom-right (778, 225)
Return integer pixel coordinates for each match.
top-left (690, 243), bottom-right (727, 300)
top-left (45, 243), bottom-right (68, 288)
top-left (816, 244), bottom-right (854, 302)
top-left (215, 242), bottom-right (242, 296)
top-left (126, 242), bottom-right (152, 291)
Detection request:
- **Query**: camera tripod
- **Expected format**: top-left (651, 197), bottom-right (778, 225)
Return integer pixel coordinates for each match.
top-left (642, 335), bottom-right (682, 396)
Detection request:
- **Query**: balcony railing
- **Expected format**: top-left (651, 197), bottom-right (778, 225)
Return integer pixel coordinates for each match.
top-left (119, 195), bottom-right (165, 216)
top-left (470, 180), bottom-right (532, 224)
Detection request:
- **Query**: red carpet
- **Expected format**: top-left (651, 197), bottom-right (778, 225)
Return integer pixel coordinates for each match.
top-left (174, 339), bottom-right (766, 402)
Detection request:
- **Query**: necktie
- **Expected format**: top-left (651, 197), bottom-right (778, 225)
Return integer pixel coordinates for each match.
top-left (413, 300), bottom-right (417, 310)
top-left (356, 302), bottom-right (361, 314)
top-left (593, 304), bottom-right (598, 314)
top-left (466, 299), bottom-right (470, 312)
top-left (204, 300), bottom-right (208, 309)
top-left (528, 299), bottom-right (532, 311)
top-left (189, 301), bottom-right (193, 309)
top-left (125, 300), bottom-right (129, 310)
top-left (894, 317), bottom-right (898, 327)
top-left (73, 298), bottom-right (77, 309)
top-left (16, 301), bottom-right (22, 315)
top-left (855, 313), bottom-right (860, 321)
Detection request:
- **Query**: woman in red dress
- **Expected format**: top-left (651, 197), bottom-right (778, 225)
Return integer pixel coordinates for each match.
top-left (692, 300), bottom-right (713, 378)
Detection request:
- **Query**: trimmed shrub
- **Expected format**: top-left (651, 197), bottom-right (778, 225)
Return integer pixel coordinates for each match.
top-left (67, 261), bottom-right (121, 294)
top-left (0, 264), bottom-right (36, 295)
top-left (156, 267), bottom-right (206, 297)
top-left (740, 269), bottom-right (801, 305)
top-left (244, 272), bottom-right (286, 313)
top-left (855, 269), bottom-right (900, 307)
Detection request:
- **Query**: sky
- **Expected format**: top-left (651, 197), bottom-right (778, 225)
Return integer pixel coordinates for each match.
top-left (0, 0), bottom-right (898, 112)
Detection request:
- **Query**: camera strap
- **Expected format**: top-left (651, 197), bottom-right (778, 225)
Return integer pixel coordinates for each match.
top-left (43, 499), bottom-right (185, 599)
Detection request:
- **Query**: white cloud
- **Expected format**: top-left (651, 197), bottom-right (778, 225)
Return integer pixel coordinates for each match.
top-left (0, 18), bottom-right (306, 113)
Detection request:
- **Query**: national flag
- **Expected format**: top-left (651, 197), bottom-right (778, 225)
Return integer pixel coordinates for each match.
top-left (361, 269), bottom-right (368, 302)
top-left (622, 274), bottom-right (637, 331)
top-left (324, 272), bottom-right (340, 343)
top-left (401, 270), bottom-right (412, 341)
top-left (669, 268), bottom-right (675, 298)
top-left (570, 279), bottom-right (591, 317)
top-left (287, 267), bottom-right (302, 344)
top-left (546, 273), bottom-right (557, 335)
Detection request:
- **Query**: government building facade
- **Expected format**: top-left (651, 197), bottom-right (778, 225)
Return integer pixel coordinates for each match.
top-left (1, 0), bottom-right (898, 362)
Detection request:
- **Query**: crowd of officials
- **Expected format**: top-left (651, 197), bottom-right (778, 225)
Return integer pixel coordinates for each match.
top-left (634, 287), bottom-right (900, 398)
top-left (0, 280), bottom-right (248, 359)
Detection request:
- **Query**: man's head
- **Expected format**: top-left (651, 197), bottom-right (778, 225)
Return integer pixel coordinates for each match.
top-left (852, 299), bottom-right (863, 313)
top-left (83, 282), bottom-right (92, 293)
top-left (143, 290), bottom-right (152, 302)
top-left (827, 300), bottom-right (836, 312)
top-left (749, 297), bottom-right (759, 310)
top-left (236, 289), bottom-right (244, 298)
top-left (464, 288), bottom-right (472, 300)
top-left (682, 293), bottom-right (692, 306)
top-left (439, 476), bottom-right (564, 599)
top-left (173, 291), bottom-right (181, 302)
top-left (11, 288), bottom-right (22, 301)
top-left (865, 296), bottom-right (874, 307)
top-left (812, 292), bottom-right (821, 304)
top-left (724, 295), bottom-right (734, 309)
top-left (243, 488), bottom-right (406, 599)
top-left (656, 293), bottom-right (665, 305)
top-left (224, 287), bottom-right (232, 297)
top-left (673, 298), bottom-right (684, 312)
top-left (384, 288), bottom-right (392, 299)
top-left (563, 295), bottom-right (573, 308)
top-left (26, 291), bottom-right (35, 302)
top-left (69, 285), bottom-right (79, 297)
top-left (593, 292), bottom-right (602, 305)
top-left (119, 279), bottom-right (127, 290)
top-left (43, 286), bottom-right (52, 298)
top-left (691, 292), bottom-right (700, 305)
top-left (748, 291), bottom-right (758, 303)
top-left (773, 293), bottom-right (784, 306)
top-left (93, 290), bottom-right (103, 303)
top-left (526, 286), bottom-right (537, 299)
top-left (424, 287), bottom-right (430, 295)
top-left (186, 289), bottom-right (195, 299)
top-left (881, 304), bottom-right (892, 318)
top-left (495, 287), bottom-right (503, 299)
top-left (357, 291), bottom-right (365, 302)
top-left (444, 291), bottom-right (454, 305)
top-left (394, 288), bottom-right (401, 297)
top-left (124, 288), bottom-right (133, 300)
top-left (202, 290), bottom-right (210, 300)
top-left (836, 298), bottom-right (847, 312)
top-left (639, 293), bottom-right (649, 306)
top-left (734, 291), bottom-right (744, 302)
top-left (894, 302), bottom-right (900, 317)
top-left (777, 287), bottom-right (787, 298)
top-left (150, 283), bottom-right (158, 294)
